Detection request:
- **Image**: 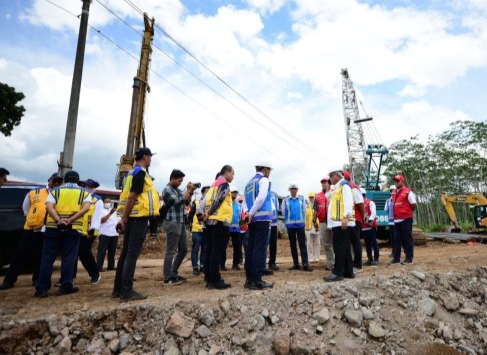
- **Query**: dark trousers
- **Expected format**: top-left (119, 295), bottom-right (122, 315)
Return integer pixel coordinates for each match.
top-left (350, 222), bottom-right (362, 268)
top-left (393, 218), bottom-right (414, 261)
top-left (74, 235), bottom-right (99, 279)
top-left (287, 227), bottom-right (308, 266)
top-left (206, 222), bottom-right (229, 284)
top-left (260, 227), bottom-right (271, 270)
top-left (113, 217), bottom-right (148, 297)
top-left (36, 228), bottom-right (80, 293)
top-left (3, 230), bottom-right (44, 286)
top-left (245, 221), bottom-right (270, 282)
top-left (220, 233), bottom-right (231, 268)
top-left (362, 228), bottom-right (379, 261)
top-left (149, 216), bottom-right (158, 234)
top-left (331, 226), bottom-right (354, 277)
top-left (230, 232), bottom-right (242, 267)
top-left (97, 234), bottom-right (118, 270)
top-left (241, 231), bottom-right (248, 263)
top-left (191, 231), bottom-right (205, 268)
top-left (202, 228), bottom-right (210, 275)
top-left (389, 225), bottom-right (395, 254)
top-left (268, 225), bottom-right (278, 266)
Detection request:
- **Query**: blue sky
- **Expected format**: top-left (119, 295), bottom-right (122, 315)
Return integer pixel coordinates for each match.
top-left (1, 0), bottom-right (486, 196)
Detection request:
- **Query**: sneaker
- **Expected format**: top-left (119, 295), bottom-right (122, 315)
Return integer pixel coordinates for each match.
top-left (174, 275), bottom-right (187, 283)
top-left (89, 274), bottom-right (102, 285)
top-left (401, 259), bottom-right (413, 265)
top-left (268, 264), bottom-right (280, 271)
top-left (302, 265), bottom-right (313, 272)
top-left (120, 291), bottom-right (148, 302)
top-left (388, 259), bottom-right (401, 266)
top-left (364, 260), bottom-right (373, 266)
top-left (353, 267), bottom-right (363, 274)
top-left (193, 268), bottom-right (200, 276)
top-left (207, 281), bottom-right (231, 290)
top-left (371, 260), bottom-right (379, 266)
top-left (164, 277), bottom-right (183, 286)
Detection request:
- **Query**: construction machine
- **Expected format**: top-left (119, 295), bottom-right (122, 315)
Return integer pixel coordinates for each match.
top-left (341, 69), bottom-right (390, 236)
top-left (440, 192), bottom-right (487, 232)
top-left (115, 13), bottom-right (155, 189)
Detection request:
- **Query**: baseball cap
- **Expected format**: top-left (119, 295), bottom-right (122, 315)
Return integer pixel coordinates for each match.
top-left (63, 170), bottom-right (79, 182)
top-left (289, 183), bottom-right (299, 189)
top-left (49, 172), bottom-right (62, 180)
top-left (393, 175), bottom-right (405, 182)
top-left (230, 185), bottom-right (239, 193)
top-left (78, 178), bottom-right (100, 188)
top-left (320, 176), bottom-right (330, 183)
top-left (343, 170), bottom-right (351, 180)
top-left (359, 188), bottom-right (366, 195)
top-left (135, 147), bottom-right (156, 160)
top-left (389, 185), bottom-right (397, 190)
top-left (255, 162), bottom-right (273, 170)
top-left (308, 192), bottom-right (316, 198)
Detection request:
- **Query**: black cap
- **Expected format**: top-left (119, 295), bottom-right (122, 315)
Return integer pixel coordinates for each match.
top-left (63, 170), bottom-right (80, 182)
top-left (78, 178), bottom-right (100, 188)
top-left (49, 172), bottom-right (62, 180)
top-left (135, 147), bottom-right (156, 160)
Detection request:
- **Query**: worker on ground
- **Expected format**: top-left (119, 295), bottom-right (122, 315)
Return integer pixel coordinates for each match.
top-left (35, 170), bottom-right (91, 298)
top-left (113, 147), bottom-right (160, 301)
top-left (244, 162), bottom-right (274, 290)
top-left (202, 165), bottom-right (235, 290)
top-left (306, 192), bottom-right (320, 263)
top-left (389, 175), bottom-right (417, 266)
top-left (267, 191), bottom-right (280, 271)
top-left (161, 169), bottom-right (195, 286)
top-left (188, 186), bottom-right (209, 276)
top-left (0, 167), bottom-right (9, 188)
top-left (344, 170), bottom-right (365, 274)
top-left (360, 188), bottom-right (379, 266)
top-left (229, 186), bottom-right (243, 270)
top-left (74, 178), bottom-right (103, 285)
top-left (314, 176), bottom-right (334, 270)
top-left (282, 183), bottom-right (313, 272)
top-left (324, 167), bottom-right (355, 282)
top-left (96, 199), bottom-right (120, 272)
top-left (0, 173), bottom-right (63, 290)
top-left (384, 185), bottom-right (396, 258)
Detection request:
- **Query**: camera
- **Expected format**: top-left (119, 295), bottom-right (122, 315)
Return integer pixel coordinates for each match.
top-left (192, 182), bottom-right (201, 189)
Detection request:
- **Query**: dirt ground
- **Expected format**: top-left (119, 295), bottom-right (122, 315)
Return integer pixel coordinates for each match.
top-left (0, 234), bottom-right (485, 321)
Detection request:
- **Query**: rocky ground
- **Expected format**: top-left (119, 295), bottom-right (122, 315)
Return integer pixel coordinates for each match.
top-left (0, 236), bottom-right (486, 355)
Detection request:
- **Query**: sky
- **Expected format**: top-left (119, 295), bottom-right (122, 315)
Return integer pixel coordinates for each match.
top-left (0, 0), bottom-right (486, 198)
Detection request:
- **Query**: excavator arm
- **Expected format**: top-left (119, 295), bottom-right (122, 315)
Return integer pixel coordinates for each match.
top-left (440, 192), bottom-right (487, 231)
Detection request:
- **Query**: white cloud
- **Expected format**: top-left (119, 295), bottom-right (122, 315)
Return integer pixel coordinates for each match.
top-left (244, 0), bottom-right (287, 15)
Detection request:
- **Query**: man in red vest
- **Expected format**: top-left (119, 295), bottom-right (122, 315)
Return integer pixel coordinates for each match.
top-left (389, 175), bottom-right (417, 266)
top-left (313, 176), bottom-right (334, 270)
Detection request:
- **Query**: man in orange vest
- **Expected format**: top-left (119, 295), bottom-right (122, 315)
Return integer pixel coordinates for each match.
top-left (0, 173), bottom-right (63, 290)
top-left (389, 175), bottom-right (417, 266)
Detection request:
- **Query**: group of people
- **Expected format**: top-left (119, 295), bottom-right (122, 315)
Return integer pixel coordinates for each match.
top-left (0, 156), bottom-right (417, 301)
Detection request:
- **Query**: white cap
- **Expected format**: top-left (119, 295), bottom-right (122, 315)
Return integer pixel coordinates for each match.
top-left (230, 185), bottom-right (238, 193)
top-left (389, 185), bottom-right (397, 190)
top-left (360, 188), bottom-right (366, 194)
top-left (289, 183), bottom-right (299, 189)
top-left (255, 162), bottom-right (273, 170)
top-left (328, 165), bottom-right (344, 175)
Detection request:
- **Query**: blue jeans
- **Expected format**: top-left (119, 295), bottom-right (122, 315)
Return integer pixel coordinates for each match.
top-left (245, 221), bottom-right (270, 282)
top-left (393, 218), bottom-right (414, 261)
top-left (36, 228), bottom-right (80, 293)
top-left (191, 231), bottom-right (205, 268)
top-left (113, 217), bottom-right (148, 297)
top-left (362, 228), bottom-right (379, 261)
top-left (287, 227), bottom-right (308, 266)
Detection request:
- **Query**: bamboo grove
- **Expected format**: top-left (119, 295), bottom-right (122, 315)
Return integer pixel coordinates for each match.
top-left (384, 120), bottom-right (487, 230)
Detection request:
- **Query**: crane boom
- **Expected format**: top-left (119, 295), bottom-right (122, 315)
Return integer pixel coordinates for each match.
top-left (341, 68), bottom-right (368, 184)
top-left (115, 13), bottom-right (155, 190)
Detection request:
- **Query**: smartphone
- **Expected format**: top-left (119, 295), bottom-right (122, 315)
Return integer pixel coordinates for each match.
top-left (113, 202), bottom-right (119, 209)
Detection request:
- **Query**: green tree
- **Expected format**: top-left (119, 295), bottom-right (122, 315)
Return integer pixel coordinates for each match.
top-left (0, 82), bottom-right (26, 137)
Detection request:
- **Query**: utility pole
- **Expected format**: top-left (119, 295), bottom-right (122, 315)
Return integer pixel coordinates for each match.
top-left (58, 0), bottom-right (92, 176)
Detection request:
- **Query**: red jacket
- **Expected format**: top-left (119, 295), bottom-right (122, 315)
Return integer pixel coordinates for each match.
top-left (350, 180), bottom-right (364, 223)
top-left (315, 191), bottom-right (327, 222)
top-left (392, 187), bottom-right (414, 219)
top-left (362, 198), bottom-right (378, 229)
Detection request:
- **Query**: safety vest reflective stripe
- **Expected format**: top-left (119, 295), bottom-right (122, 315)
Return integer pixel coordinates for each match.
top-left (330, 181), bottom-right (356, 222)
top-left (46, 186), bottom-right (90, 230)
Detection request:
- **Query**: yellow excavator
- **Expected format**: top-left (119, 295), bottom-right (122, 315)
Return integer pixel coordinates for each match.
top-left (440, 192), bottom-right (487, 232)
top-left (115, 13), bottom-right (155, 189)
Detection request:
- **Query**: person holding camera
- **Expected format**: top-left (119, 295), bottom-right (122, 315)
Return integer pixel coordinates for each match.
top-left (35, 170), bottom-right (92, 298)
top-left (96, 198), bottom-right (121, 272)
top-left (161, 169), bottom-right (196, 285)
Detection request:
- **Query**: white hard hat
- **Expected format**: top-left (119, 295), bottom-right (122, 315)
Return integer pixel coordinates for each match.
top-left (255, 162), bottom-right (273, 170)
top-left (359, 188), bottom-right (366, 195)
top-left (328, 165), bottom-right (344, 176)
top-left (230, 185), bottom-right (238, 193)
top-left (289, 183), bottom-right (299, 189)
top-left (389, 185), bottom-right (397, 190)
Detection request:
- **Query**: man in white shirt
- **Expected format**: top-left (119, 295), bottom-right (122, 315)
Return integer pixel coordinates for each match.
top-left (97, 199), bottom-right (121, 272)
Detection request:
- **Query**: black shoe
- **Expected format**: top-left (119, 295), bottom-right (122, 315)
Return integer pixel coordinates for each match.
top-left (164, 277), bottom-right (183, 286)
top-left (220, 266), bottom-right (228, 271)
top-left (111, 290), bottom-right (121, 298)
top-left (268, 264), bottom-right (280, 271)
top-left (56, 286), bottom-right (79, 296)
top-left (323, 274), bottom-right (343, 282)
top-left (256, 280), bottom-right (273, 289)
top-left (232, 265), bottom-right (241, 270)
top-left (302, 265), bottom-right (313, 272)
top-left (89, 274), bottom-right (101, 285)
top-left (261, 269), bottom-right (274, 276)
top-left (289, 265), bottom-right (301, 271)
top-left (364, 260), bottom-right (373, 266)
top-left (401, 259), bottom-right (413, 265)
top-left (207, 282), bottom-right (231, 290)
top-left (193, 268), bottom-right (200, 275)
top-left (344, 273), bottom-right (356, 279)
top-left (174, 275), bottom-right (187, 283)
top-left (107, 267), bottom-right (116, 271)
top-left (120, 291), bottom-right (148, 301)
top-left (388, 259), bottom-right (401, 266)
top-left (54, 282), bottom-right (61, 287)
top-left (0, 282), bottom-right (13, 290)
top-left (244, 279), bottom-right (250, 288)
top-left (371, 260), bottom-right (379, 266)
top-left (34, 291), bottom-right (48, 298)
